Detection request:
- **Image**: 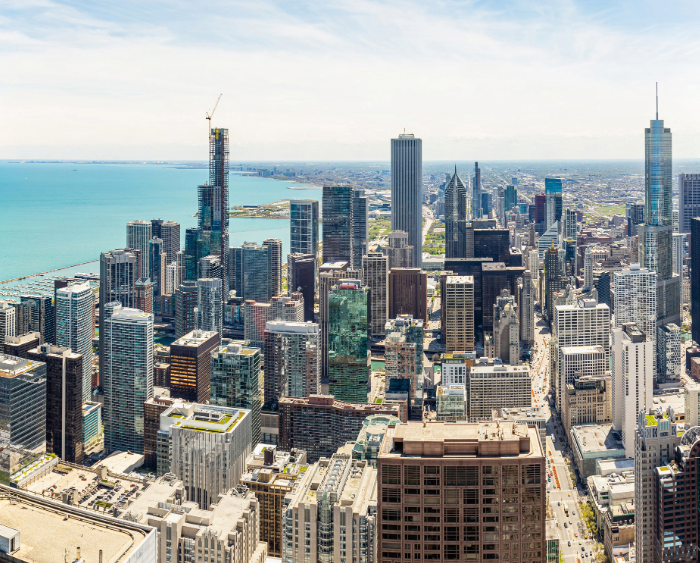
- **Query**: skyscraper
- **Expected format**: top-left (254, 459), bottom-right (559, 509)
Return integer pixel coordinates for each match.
top-left (174, 279), bottom-right (198, 338)
top-left (55, 281), bottom-right (94, 403)
top-left (160, 220), bottom-right (181, 263)
top-left (126, 220), bottom-right (152, 279)
top-left (134, 277), bottom-right (153, 314)
top-left (287, 253), bottom-right (315, 321)
top-left (388, 268), bottom-right (428, 322)
top-left (385, 315), bottom-right (424, 404)
top-left (626, 201), bottom-right (645, 236)
top-left (19, 295), bottom-right (54, 345)
top-left (563, 208), bottom-right (577, 240)
top-left (230, 240), bottom-right (282, 303)
top-left (102, 303), bottom-right (153, 454)
top-left (545, 178), bottom-right (563, 230)
top-left (352, 188), bottom-right (368, 270)
top-left (519, 270), bottom-right (535, 345)
top-left (639, 103), bottom-right (681, 331)
top-left (289, 199), bottom-right (319, 258)
top-left (384, 230), bottom-right (414, 269)
top-left (206, 126), bottom-right (229, 297)
top-left (391, 134), bottom-right (423, 268)
top-left (263, 238), bottom-right (283, 299)
top-left (169, 329), bottom-right (219, 403)
top-left (672, 232), bottom-right (684, 277)
top-left (443, 275), bottom-right (475, 352)
top-left (504, 184), bottom-right (517, 211)
top-left (196, 278), bottom-right (223, 336)
top-left (149, 237), bottom-right (166, 299)
top-left (327, 280), bottom-right (370, 403)
top-left (693, 218), bottom-right (700, 344)
top-left (322, 186), bottom-right (354, 264)
top-left (444, 168), bottom-right (468, 258)
top-left (472, 161), bottom-right (482, 219)
top-left (493, 290), bottom-right (519, 365)
top-left (678, 173), bottom-right (700, 234)
top-left (583, 246), bottom-right (594, 290)
top-left (544, 242), bottom-right (561, 321)
top-left (0, 301), bottom-right (16, 345)
top-left (363, 252), bottom-right (388, 337)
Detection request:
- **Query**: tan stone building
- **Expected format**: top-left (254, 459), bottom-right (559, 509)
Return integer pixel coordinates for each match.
top-left (561, 373), bottom-right (613, 442)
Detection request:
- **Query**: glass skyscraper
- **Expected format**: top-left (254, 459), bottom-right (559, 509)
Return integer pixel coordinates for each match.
top-left (544, 178), bottom-right (563, 230)
top-left (322, 185), bottom-right (354, 265)
top-left (444, 169), bottom-right (468, 259)
top-left (289, 199), bottom-right (319, 258)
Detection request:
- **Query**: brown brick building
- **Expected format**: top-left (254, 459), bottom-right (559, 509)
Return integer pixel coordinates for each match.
top-left (388, 268), bottom-right (427, 322)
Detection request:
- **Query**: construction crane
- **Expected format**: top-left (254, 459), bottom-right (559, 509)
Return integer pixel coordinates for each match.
top-left (206, 94), bottom-right (222, 134)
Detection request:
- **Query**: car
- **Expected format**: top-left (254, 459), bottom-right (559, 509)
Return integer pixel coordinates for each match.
top-left (564, 523), bottom-right (568, 528)
top-left (568, 541), bottom-right (571, 547)
top-left (582, 547), bottom-right (585, 552)
top-left (558, 501), bottom-right (561, 506)
top-left (575, 533), bottom-right (578, 537)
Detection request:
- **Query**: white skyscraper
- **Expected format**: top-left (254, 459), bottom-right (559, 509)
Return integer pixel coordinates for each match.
top-left (672, 233), bottom-right (684, 277)
top-left (126, 219), bottom-right (152, 279)
top-left (612, 324), bottom-right (653, 458)
top-left (197, 277), bottom-right (223, 337)
top-left (0, 301), bottom-right (16, 345)
top-left (657, 323), bottom-right (681, 383)
top-left (519, 270), bottom-right (535, 345)
top-left (102, 303), bottom-right (153, 454)
top-left (583, 247), bottom-right (593, 290)
top-left (55, 281), bottom-right (94, 402)
top-left (391, 133), bottom-right (423, 268)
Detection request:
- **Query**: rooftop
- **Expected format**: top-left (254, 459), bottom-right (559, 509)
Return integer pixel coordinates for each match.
top-left (571, 424), bottom-right (624, 455)
top-left (172, 329), bottom-right (218, 347)
top-left (96, 451), bottom-right (145, 476)
top-left (162, 403), bottom-right (248, 434)
top-left (0, 355), bottom-right (41, 379)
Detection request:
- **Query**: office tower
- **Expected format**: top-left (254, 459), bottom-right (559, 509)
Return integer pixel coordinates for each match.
top-left (504, 184), bottom-right (517, 211)
top-left (184, 227), bottom-right (207, 281)
top-left (552, 297), bottom-right (610, 411)
top-left (278, 394), bottom-right (401, 462)
top-left (99, 248), bottom-right (137, 363)
top-left (385, 315), bottom-right (424, 404)
top-left (639, 107), bottom-right (681, 331)
top-left (27, 343), bottom-right (83, 463)
top-left (561, 374), bottom-right (612, 440)
top-left (102, 303), bottom-right (153, 454)
top-left (148, 237), bottom-right (166, 296)
top-left (19, 295), bottom-right (53, 345)
top-left (352, 188), bottom-right (369, 269)
top-left (444, 168), bottom-right (468, 258)
top-left (241, 446), bottom-right (309, 558)
top-left (281, 445), bottom-right (377, 563)
top-left (55, 281), bottom-right (94, 403)
top-left (328, 281), bottom-right (370, 403)
top-left (11, 301), bottom-right (32, 338)
top-left (169, 329), bottom-right (219, 402)
top-left (160, 220), bottom-right (180, 263)
top-left (481, 191), bottom-right (492, 215)
top-left (519, 270), bottom-right (535, 345)
top-left (657, 323), bottom-right (681, 383)
top-left (163, 403), bottom-right (251, 508)
top-left (563, 208), bottom-right (577, 240)
top-left (583, 246), bottom-right (594, 289)
top-left (694, 218), bottom-right (700, 344)
top-left (377, 421), bottom-right (545, 563)
top-left (151, 218), bottom-right (163, 239)
top-left (126, 219), bottom-right (152, 279)
top-left (264, 321), bottom-right (320, 406)
top-left (436, 384), bottom-right (467, 421)
top-left (472, 160), bottom-right (481, 218)
top-left (2, 332), bottom-right (40, 358)
top-left (174, 280), bottom-right (198, 337)
top-left (196, 278), bottom-right (223, 336)
top-left (387, 268), bottom-right (428, 321)
top-left (289, 199), bottom-right (319, 258)
top-left (544, 242), bottom-right (560, 321)
top-left (230, 240), bottom-right (282, 303)
top-left (493, 290), bottom-right (519, 365)
top-left (165, 261), bottom-right (177, 295)
top-left (391, 134), bottom-right (423, 268)
top-left (322, 185), bottom-right (354, 264)
top-left (211, 341), bottom-right (262, 446)
top-left (204, 126), bottom-right (229, 297)
top-left (143, 394), bottom-right (176, 470)
top-left (385, 230), bottom-right (414, 269)
top-left (175, 248), bottom-right (185, 285)
top-left (534, 192), bottom-right (546, 226)
top-left (672, 232), bottom-right (684, 277)
top-left (443, 276), bottom-right (475, 352)
top-left (545, 177), bottom-right (563, 229)
top-left (244, 294), bottom-right (304, 350)
top-left (685, 382), bottom-right (700, 428)
top-left (474, 227), bottom-right (510, 263)
top-left (626, 201), bottom-right (645, 236)
top-left (199, 254), bottom-right (222, 281)
top-left (679, 173), bottom-right (700, 234)
top-left (0, 301), bottom-right (16, 345)
top-left (363, 252), bottom-right (388, 337)
top-left (134, 278), bottom-right (153, 314)
top-left (468, 363), bottom-right (532, 420)
top-left (287, 253), bottom-right (315, 321)
top-left (263, 238), bottom-right (283, 299)
top-left (557, 345), bottom-right (608, 429)
top-left (635, 408), bottom-right (682, 563)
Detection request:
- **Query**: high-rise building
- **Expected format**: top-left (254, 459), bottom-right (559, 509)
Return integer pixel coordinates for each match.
top-left (635, 407), bottom-right (682, 563)
top-left (563, 207), bottom-right (577, 240)
top-left (384, 230), bottom-right (414, 269)
top-left (148, 237), bottom-right (166, 298)
top-left (230, 240), bottom-right (282, 303)
top-left (363, 252), bottom-right (388, 337)
top-left (211, 341), bottom-right (262, 446)
top-left (102, 303), bottom-right (153, 454)
top-left (289, 199), bottom-right (319, 258)
top-left (2, 332), bottom-right (40, 358)
top-left (638, 107), bottom-right (681, 332)
top-left (353, 188), bottom-right (369, 269)
top-left (468, 363), bottom-right (532, 421)
top-left (493, 290), bottom-right (519, 365)
top-left (472, 161), bottom-right (482, 218)
top-left (377, 421), bottom-right (545, 563)
top-left (264, 321), bottom-right (320, 406)
top-left (519, 270), bottom-right (535, 345)
top-left (672, 232), bottom-right (685, 277)
top-left (0, 301), bottom-right (16, 345)
top-left (626, 201), bottom-right (645, 236)
top-left (55, 281), bottom-right (94, 403)
top-left (534, 192), bottom-right (546, 227)
top-left (18, 295), bottom-right (54, 345)
top-left (444, 168), bottom-right (469, 258)
top-left (388, 268), bottom-right (428, 322)
top-left (385, 315), bottom-right (424, 404)
top-left (544, 242), bottom-right (561, 321)
top-left (657, 323), bottom-right (681, 383)
top-left (561, 374), bottom-right (612, 441)
top-left (679, 173), bottom-right (700, 234)
top-left (504, 184), bottom-right (517, 211)
top-left (160, 220), bottom-right (181, 263)
top-left (287, 253), bottom-right (315, 321)
top-left (545, 178), bottom-right (563, 229)
top-left (174, 279), bottom-right (198, 338)
top-left (278, 394), bottom-right (401, 462)
top-left (583, 247), bottom-right (594, 290)
top-left (391, 134), bottom-right (423, 268)
top-left (134, 277), bottom-right (153, 314)
top-left (244, 294), bottom-right (304, 349)
top-left (169, 329), bottom-right (219, 403)
top-left (443, 276), bottom-right (475, 352)
top-left (263, 238), bottom-right (283, 299)
top-left (693, 218), bottom-right (700, 344)
top-left (151, 218), bottom-right (163, 239)
top-left (196, 277), bottom-right (223, 336)
top-left (328, 281), bottom-right (370, 403)
top-left (126, 219), bottom-right (152, 279)
top-left (143, 394), bottom-right (176, 470)
top-left (322, 185), bottom-right (354, 265)
top-left (27, 343), bottom-right (83, 463)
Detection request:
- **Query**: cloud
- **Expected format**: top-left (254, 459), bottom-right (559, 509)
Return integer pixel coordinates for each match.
top-left (2, 0), bottom-right (700, 159)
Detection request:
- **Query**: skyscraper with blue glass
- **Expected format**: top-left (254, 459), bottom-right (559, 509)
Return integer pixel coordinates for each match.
top-left (544, 178), bottom-right (563, 230)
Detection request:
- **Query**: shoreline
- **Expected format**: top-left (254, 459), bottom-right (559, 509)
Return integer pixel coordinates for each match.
top-left (0, 259), bottom-right (98, 285)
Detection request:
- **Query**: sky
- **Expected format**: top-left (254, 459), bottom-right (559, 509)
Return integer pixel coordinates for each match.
top-left (3, 0), bottom-right (700, 161)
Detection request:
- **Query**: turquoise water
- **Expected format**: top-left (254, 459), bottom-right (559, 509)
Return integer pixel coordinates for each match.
top-left (0, 162), bottom-right (321, 282)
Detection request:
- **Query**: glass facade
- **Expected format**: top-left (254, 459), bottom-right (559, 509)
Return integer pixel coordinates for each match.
top-left (322, 185), bottom-right (354, 264)
top-left (645, 120), bottom-right (673, 227)
top-left (289, 199), bottom-right (319, 258)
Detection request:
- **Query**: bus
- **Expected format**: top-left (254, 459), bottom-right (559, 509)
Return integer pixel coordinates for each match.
top-left (552, 435), bottom-right (556, 444)
top-left (563, 503), bottom-right (569, 516)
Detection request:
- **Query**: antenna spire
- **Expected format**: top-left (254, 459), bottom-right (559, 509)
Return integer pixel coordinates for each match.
top-left (656, 82), bottom-right (658, 120)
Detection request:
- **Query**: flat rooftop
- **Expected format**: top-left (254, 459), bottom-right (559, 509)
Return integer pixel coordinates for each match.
top-left (0, 488), bottom-right (152, 563)
top-left (598, 458), bottom-right (635, 476)
top-left (560, 345), bottom-right (605, 355)
top-left (96, 451), bottom-right (145, 475)
top-left (0, 355), bottom-right (40, 379)
top-left (571, 424), bottom-right (624, 455)
top-left (172, 329), bottom-right (218, 347)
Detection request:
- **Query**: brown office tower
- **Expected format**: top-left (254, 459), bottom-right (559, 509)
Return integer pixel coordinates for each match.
top-left (388, 268), bottom-right (428, 322)
top-left (143, 395), bottom-right (178, 470)
top-left (2, 332), bottom-right (41, 358)
top-left (134, 278), bottom-right (154, 314)
top-left (169, 329), bottom-right (219, 402)
top-left (279, 394), bottom-right (401, 463)
top-left (27, 343), bottom-right (84, 463)
top-left (377, 421), bottom-right (546, 563)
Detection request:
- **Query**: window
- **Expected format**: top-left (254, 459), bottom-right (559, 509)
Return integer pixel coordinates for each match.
top-left (445, 489), bottom-right (460, 505)
top-left (382, 488), bottom-right (401, 503)
top-left (404, 466), bottom-right (420, 486)
top-left (382, 509), bottom-right (400, 521)
top-left (464, 489), bottom-right (479, 505)
top-left (522, 464), bottom-right (541, 485)
top-left (383, 466), bottom-right (401, 485)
